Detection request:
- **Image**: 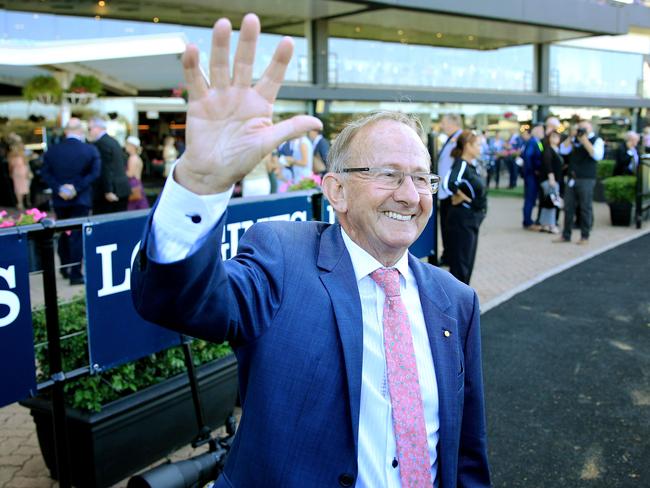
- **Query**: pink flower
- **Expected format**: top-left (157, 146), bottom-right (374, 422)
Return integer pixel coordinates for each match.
top-left (0, 210), bottom-right (7, 217)
top-left (0, 220), bottom-right (16, 228)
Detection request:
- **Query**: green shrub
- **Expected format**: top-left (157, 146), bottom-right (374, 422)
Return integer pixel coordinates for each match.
top-left (33, 297), bottom-right (232, 412)
top-left (596, 159), bottom-right (615, 180)
top-left (602, 175), bottom-right (636, 204)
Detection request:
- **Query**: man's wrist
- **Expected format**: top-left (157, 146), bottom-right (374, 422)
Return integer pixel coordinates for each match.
top-left (175, 157), bottom-right (232, 195)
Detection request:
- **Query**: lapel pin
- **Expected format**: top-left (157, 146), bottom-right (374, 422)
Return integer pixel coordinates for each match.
top-left (443, 330), bottom-right (451, 338)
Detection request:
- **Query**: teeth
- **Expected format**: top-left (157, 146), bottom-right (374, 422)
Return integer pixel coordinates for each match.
top-left (384, 211), bottom-right (412, 221)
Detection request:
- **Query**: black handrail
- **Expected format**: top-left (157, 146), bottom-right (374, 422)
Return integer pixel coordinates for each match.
top-left (636, 156), bottom-right (650, 229)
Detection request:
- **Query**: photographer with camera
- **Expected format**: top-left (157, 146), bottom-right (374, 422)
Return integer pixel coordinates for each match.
top-left (555, 120), bottom-right (604, 245)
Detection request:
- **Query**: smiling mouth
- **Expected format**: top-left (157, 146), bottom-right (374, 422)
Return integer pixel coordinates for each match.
top-left (383, 211), bottom-right (413, 222)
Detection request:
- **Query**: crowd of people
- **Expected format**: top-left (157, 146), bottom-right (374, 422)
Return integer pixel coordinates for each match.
top-left (0, 116), bottom-right (152, 285)
top-left (434, 112), bottom-right (645, 283)
top-left (240, 127), bottom-right (330, 197)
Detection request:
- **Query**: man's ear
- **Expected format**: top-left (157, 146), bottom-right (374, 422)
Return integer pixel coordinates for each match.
top-left (322, 173), bottom-right (348, 213)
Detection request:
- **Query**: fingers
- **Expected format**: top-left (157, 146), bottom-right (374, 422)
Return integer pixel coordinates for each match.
top-left (209, 18), bottom-right (232, 89)
top-left (264, 115), bottom-right (323, 154)
top-left (232, 13), bottom-right (260, 88)
top-left (255, 37), bottom-right (293, 103)
top-left (182, 44), bottom-right (208, 100)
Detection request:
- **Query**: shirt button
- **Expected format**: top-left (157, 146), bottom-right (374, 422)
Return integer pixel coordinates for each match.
top-left (338, 473), bottom-right (354, 487)
top-left (444, 330), bottom-right (451, 338)
top-left (188, 214), bottom-right (201, 224)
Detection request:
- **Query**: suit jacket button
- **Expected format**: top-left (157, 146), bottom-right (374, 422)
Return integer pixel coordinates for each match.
top-left (338, 473), bottom-right (354, 487)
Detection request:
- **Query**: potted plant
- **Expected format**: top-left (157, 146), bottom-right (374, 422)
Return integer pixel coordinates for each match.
top-left (21, 297), bottom-right (238, 488)
top-left (594, 159), bottom-right (615, 202)
top-left (602, 175), bottom-right (636, 226)
top-left (22, 75), bottom-right (63, 105)
top-left (65, 75), bottom-right (103, 106)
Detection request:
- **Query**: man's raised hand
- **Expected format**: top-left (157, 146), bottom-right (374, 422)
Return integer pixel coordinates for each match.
top-left (175, 13), bottom-right (322, 195)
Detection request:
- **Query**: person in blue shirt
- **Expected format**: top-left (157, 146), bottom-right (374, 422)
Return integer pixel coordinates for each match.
top-left (521, 124), bottom-right (544, 230)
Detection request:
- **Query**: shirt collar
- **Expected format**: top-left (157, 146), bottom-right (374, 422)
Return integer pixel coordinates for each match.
top-left (339, 227), bottom-right (410, 283)
top-left (66, 134), bottom-right (85, 142)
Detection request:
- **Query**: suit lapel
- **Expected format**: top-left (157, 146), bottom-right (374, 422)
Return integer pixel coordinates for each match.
top-left (409, 256), bottom-right (459, 481)
top-left (318, 224), bottom-right (364, 450)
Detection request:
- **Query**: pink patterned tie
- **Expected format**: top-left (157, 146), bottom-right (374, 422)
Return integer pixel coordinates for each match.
top-left (370, 267), bottom-right (431, 488)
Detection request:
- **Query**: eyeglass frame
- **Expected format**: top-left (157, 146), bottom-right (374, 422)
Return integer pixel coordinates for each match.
top-left (337, 167), bottom-right (440, 194)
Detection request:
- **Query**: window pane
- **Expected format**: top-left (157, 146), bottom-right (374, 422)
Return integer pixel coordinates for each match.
top-left (329, 38), bottom-right (534, 91)
top-left (550, 45), bottom-right (643, 97)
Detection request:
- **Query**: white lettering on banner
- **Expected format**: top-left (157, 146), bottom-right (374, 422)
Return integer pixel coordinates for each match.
top-left (96, 241), bottom-right (141, 298)
top-left (0, 265), bottom-right (20, 327)
top-left (325, 204), bottom-right (335, 224)
top-left (221, 211), bottom-right (308, 260)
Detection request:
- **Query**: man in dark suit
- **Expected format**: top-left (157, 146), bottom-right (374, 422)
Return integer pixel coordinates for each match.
top-left (41, 118), bottom-right (101, 284)
top-left (613, 131), bottom-right (640, 176)
top-left (88, 116), bottom-right (130, 214)
top-left (308, 127), bottom-right (329, 174)
top-left (131, 14), bottom-right (490, 488)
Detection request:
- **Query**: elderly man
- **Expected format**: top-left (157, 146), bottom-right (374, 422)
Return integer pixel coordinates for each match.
top-left (88, 116), bottom-right (131, 214)
top-left (556, 120), bottom-right (604, 244)
top-left (131, 13), bottom-right (490, 488)
top-left (613, 131), bottom-right (640, 176)
top-left (41, 117), bottom-right (101, 284)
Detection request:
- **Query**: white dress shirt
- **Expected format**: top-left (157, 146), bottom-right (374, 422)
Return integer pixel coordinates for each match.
top-left (560, 132), bottom-right (605, 161)
top-left (150, 167), bottom-right (440, 487)
top-left (437, 129), bottom-right (463, 200)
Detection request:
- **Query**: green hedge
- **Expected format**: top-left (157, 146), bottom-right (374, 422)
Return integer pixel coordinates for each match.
top-left (33, 297), bottom-right (232, 412)
top-left (596, 159), bottom-right (615, 180)
top-left (602, 175), bottom-right (636, 204)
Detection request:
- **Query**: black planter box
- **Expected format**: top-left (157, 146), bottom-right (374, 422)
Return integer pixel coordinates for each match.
top-left (21, 354), bottom-right (238, 488)
top-left (608, 201), bottom-right (632, 226)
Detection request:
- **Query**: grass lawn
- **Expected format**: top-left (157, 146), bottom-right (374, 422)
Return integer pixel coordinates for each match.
top-left (487, 185), bottom-right (524, 198)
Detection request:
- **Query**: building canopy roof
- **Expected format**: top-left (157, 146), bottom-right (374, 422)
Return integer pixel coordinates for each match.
top-left (0, 33), bottom-right (188, 95)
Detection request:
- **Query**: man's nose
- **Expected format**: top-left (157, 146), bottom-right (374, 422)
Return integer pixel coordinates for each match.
top-left (393, 174), bottom-right (420, 203)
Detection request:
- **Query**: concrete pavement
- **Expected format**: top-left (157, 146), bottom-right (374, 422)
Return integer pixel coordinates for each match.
top-left (1, 194), bottom-right (648, 487)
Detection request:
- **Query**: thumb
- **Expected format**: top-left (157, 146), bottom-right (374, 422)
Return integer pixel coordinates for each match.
top-left (264, 115), bottom-right (323, 153)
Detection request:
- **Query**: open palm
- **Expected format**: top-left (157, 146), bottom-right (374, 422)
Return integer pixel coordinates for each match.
top-left (175, 14), bottom-right (322, 194)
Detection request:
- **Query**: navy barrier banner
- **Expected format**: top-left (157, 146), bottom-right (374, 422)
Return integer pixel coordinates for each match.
top-left (84, 193), bottom-right (313, 371)
top-left (0, 234), bottom-right (36, 407)
top-left (84, 215), bottom-right (181, 372)
top-left (320, 197), bottom-right (435, 259)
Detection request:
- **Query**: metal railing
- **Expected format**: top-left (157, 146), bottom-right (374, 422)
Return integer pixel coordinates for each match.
top-left (637, 155), bottom-right (650, 229)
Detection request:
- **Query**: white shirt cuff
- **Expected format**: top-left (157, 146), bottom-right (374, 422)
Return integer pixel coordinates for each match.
top-left (151, 163), bottom-right (233, 263)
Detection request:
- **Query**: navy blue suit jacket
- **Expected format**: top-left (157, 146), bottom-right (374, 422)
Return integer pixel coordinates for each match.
top-left (41, 138), bottom-right (101, 208)
top-left (131, 215), bottom-right (490, 487)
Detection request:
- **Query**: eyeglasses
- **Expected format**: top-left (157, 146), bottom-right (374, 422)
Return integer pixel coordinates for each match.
top-left (339, 167), bottom-right (440, 194)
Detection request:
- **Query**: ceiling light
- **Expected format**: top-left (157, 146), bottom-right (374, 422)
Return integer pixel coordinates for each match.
top-left (468, 35), bottom-right (475, 41)
top-left (153, 17), bottom-right (160, 23)
top-left (355, 26), bottom-right (361, 33)
top-left (436, 32), bottom-right (443, 39)
top-left (98, 0), bottom-right (106, 6)
top-left (397, 29), bottom-right (404, 36)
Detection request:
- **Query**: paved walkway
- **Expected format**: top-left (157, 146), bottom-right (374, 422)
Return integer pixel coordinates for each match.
top-left (1, 194), bottom-right (648, 487)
